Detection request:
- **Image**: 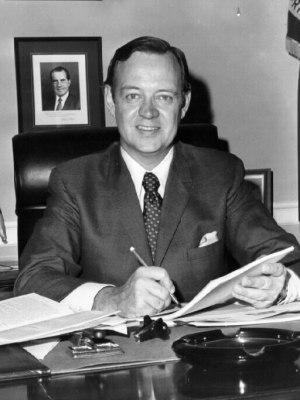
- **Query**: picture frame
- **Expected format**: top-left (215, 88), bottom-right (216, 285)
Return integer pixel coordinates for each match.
top-left (244, 168), bottom-right (273, 214)
top-left (14, 37), bottom-right (105, 133)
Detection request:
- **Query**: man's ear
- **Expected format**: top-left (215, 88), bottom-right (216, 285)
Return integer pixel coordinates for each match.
top-left (104, 85), bottom-right (116, 117)
top-left (181, 91), bottom-right (191, 119)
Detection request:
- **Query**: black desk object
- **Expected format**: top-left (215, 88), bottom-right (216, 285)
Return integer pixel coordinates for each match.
top-left (172, 327), bottom-right (300, 369)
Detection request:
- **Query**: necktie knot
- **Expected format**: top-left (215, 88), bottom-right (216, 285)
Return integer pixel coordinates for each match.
top-left (142, 172), bottom-right (160, 193)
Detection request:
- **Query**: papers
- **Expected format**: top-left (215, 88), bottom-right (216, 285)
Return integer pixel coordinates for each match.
top-left (96, 315), bottom-right (128, 335)
top-left (0, 293), bottom-right (120, 346)
top-left (23, 338), bottom-right (61, 360)
top-left (163, 246), bottom-right (294, 321)
top-left (178, 301), bottom-right (300, 327)
top-left (0, 293), bottom-right (72, 332)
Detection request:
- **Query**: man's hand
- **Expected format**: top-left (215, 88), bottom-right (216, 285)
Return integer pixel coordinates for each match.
top-left (92, 266), bottom-right (175, 318)
top-left (232, 263), bottom-right (287, 308)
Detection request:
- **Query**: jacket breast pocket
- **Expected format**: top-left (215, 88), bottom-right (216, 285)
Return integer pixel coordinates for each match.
top-left (186, 239), bottom-right (226, 288)
top-left (187, 239), bottom-right (225, 261)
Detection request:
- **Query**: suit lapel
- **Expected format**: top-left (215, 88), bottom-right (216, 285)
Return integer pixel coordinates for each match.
top-left (105, 145), bottom-right (153, 265)
top-left (103, 143), bottom-right (194, 266)
top-left (155, 144), bottom-right (193, 265)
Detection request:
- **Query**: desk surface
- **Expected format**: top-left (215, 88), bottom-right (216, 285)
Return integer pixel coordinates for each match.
top-left (2, 321), bottom-right (300, 400)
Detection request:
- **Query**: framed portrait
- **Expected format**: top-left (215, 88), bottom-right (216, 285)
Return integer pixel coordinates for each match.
top-left (245, 168), bottom-right (273, 214)
top-left (14, 37), bottom-right (105, 133)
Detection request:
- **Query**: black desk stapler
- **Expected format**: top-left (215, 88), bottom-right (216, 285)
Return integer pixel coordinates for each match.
top-left (134, 315), bottom-right (170, 342)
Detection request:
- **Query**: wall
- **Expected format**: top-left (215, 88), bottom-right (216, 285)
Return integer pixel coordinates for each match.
top-left (0, 0), bottom-right (298, 258)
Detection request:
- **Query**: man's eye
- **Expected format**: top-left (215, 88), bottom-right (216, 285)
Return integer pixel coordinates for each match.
top-left (156, 95), bottom-right (174, 103)
top-left (125, 94), bottom-right (140, 101)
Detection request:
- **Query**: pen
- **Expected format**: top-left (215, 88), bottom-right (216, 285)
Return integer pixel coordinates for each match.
top-left (130, 246), bottom-right (181, 307)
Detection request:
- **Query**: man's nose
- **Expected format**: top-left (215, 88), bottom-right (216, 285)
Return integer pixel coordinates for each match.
top-left (138, 98), bottom-right (159, 119)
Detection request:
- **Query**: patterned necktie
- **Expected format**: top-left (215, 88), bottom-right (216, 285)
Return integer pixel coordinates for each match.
top-left (56, 98), bottom-right (63, 111)
top-left (142, 172), bottom-right (163, 261)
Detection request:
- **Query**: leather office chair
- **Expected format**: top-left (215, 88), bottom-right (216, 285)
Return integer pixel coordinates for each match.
top-left (12, 123), bottom-right (219, 262)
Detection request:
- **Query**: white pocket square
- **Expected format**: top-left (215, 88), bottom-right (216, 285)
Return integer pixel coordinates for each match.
top-left (199, 231), bottom-right (218, 247)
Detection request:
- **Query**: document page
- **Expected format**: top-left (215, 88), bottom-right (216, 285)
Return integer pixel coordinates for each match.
top-left (0, 293), bottom-right (121, 346)
top-left (163, 246), bottom-right (294, 321)
top-left (0, 311), bottom-right (118, 345)
top-left (0, 293), bottom-right (72, 331)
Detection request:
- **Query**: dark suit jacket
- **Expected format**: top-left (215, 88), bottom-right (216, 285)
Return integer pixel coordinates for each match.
top-left (15, 142), bottom-right (300, 302)
top-left (43, 93), bottom-right (80, 111)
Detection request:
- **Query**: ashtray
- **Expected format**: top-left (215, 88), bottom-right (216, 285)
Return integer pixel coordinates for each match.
top-left (172, 328), bottom-right (300, 370)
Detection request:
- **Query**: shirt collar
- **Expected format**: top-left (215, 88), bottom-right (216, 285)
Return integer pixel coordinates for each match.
top-left (120, 146), bottom-right (174, 199)
top-left (56, 92), bottom-right (69, 106)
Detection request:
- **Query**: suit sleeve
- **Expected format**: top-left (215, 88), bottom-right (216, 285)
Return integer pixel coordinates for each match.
top-left (225, 158), bottom-right (300, 274)
top-left (14, 168), bottom-right (88, 302)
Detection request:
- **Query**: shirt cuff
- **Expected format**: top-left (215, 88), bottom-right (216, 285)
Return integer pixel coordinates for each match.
top-left (61, 283), bottom-right (113, 312)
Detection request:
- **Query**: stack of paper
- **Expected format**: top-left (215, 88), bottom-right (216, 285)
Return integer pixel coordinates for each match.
top-left (0, 293), bottom-right (124, 346)
top-left (176, 301), bottom-right (300, 327)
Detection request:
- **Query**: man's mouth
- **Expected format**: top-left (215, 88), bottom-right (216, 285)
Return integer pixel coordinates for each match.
top-left (136, 125), bottom-right (159, 132)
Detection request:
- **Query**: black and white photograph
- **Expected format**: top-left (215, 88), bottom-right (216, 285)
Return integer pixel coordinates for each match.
top-left (33, 54), bottom-right (88, 126)
top-left (2, 1), bottom-right (300, 398)
top-left (14, 37), bottom-right (105, 132)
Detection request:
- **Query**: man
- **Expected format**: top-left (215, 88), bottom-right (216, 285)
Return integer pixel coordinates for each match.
top-left (43, 66), bottom-right (80, 111)
top-left (15, 37), bottom-right (300, 318)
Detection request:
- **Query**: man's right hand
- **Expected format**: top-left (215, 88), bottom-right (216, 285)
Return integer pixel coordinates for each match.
top-left (92, 266), bottom-right (175, 318)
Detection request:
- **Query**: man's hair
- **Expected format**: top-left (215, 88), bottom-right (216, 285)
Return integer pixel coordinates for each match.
top-left (104, 36), bottom-right (191, 98)
top-left (50, 66), bottom-right (71, 81)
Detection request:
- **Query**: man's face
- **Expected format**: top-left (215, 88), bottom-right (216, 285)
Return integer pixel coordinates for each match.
top-left (105, 51), bottom-right (191, 167)
top-left (51, 70), bottom-right (71, 97)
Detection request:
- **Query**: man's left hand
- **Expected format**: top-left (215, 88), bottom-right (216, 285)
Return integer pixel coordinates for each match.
top-left (232, 263), bottom-right (286, 308)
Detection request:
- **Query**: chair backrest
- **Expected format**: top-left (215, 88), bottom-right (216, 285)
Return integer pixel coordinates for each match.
top-left (12, 123), bottom-right (219, 258)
